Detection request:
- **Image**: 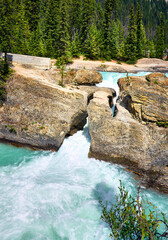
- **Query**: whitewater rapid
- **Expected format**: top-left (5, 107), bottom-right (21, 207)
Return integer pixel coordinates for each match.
top-left (0, 72), bottom-right (167, 240)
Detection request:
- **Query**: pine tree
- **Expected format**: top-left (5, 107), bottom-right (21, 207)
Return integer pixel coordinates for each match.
top-left (156, 13), bottom-right (165, 59)
top-left (43, 0), bottom-right (60, 57)
top-left (12, 0), bottom-right (30, 55)
top-left (28, 24), bottom-right (45, 56)
top-left (136, 3), bottom-right (146, 59)
top-left (80, 0), bottom-right (96, 46)
top-left (57, 0), bottom-right (71, 58)
top-left (125, 4), bottom-right (137, 63)
top-left (108, 21), bottom-right (119, 59)
top-left (0, 0), bottom-right (13, 61)
top-left (24, 0), bottom-right (41, 31)
top-left (84, 23), bottom-right (102, 59)
top-left (104, 0), bottom-right (118, 37)
top-left (71, 0), bottom-right (82, 36)
top-left (104, 0), bottom-right (118, 59)
top-left (70, 32), bottom-right (81, 57)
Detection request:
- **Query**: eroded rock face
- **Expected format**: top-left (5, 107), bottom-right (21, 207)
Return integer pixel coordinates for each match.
top-left (88, 77), bottom-right (168, 193)
top-left (0, 71), bottom-right (113, 150)
top-left (118, 74), bottom-right (168, 123)
top-left (0, 73), bottom-right (89, 150)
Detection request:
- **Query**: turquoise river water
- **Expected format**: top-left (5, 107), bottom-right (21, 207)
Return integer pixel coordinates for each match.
top-left (0, 72), bottom-right (168, 240)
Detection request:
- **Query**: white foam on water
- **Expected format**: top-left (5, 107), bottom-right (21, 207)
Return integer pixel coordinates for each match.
top-left (0, 72), bottom-right (167, 240)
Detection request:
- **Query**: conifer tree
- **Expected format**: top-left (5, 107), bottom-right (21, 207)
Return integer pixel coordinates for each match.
top-left (70, 32), bottom-right (81, 57)
top-left (28, 24), bottom-right (45, 56)
top-left (80, 0), bottom-right (96, 46)
top-left (0, 0), bottom-right (13, 61)
top-left (71, 0), bottom-right (82, 36)
top-left (104, 0), bottom-right (118, 59)
top-left (24, 0), bottom-right (41, 31)
top-left (43, 0), bottom-right (60, 57)
top-left (84, 23), bottom-right (102, 59)
top-left (136, 3), bottom-right (146, 58)
top-left (108, 21), bottom-right (119, 59)
top-left (12, 0), bottom-right (30, 55)
top-left (104, 0), bottom-right (118, 34)
top-left (156, 13), bottom-right (165, 59)
top-left (125, 4), bottom-right (137, 63)
top-left (57, 0), bottom-right (71, 58)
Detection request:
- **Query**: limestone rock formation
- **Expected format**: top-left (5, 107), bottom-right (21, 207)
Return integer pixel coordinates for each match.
top-left (67, 69), bottom-right (102, 85)
top-left (88, 74), bottom-right (168, 193)
top-left (0, 73), bottom-right (89, 150)
top-left (118, 74), bottom-right (168, 123)
top-left (0, 70), bottom-right (113, 150)
top-left (146, 72), bottom-right (168, 87)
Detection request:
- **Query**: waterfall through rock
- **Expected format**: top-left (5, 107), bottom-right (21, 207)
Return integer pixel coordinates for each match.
top-left (0, 72), bottom-right (167, 240)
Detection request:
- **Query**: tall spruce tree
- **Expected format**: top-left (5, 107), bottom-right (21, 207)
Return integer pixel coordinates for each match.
top-left (0, 0), bottom-right (13, 61)
top-left (156, 13), bottom-right (165, 59)
top-left (104, 0), bottom-right (118, 59)
top-left (136, 3), bottom-right (146, 58)
top-left (85, 22), bottom-right (102, 59)
top-left (104, 0), bottom-right (118, 34)
top-left (71, 0), bottom-right (82, 36)
top-left (125, 4), bottom-right (137, 62)
top-left (12, 0), bottom-right (30, 55)
top-left (70, 32), bottom-right (81, 57)
top-left (24, 0), bottom-right (41, 31)
top-left (43, 0), bottom-right (60, 57)
top-left (80, 0), bottom-right (96, 46)
top-left (57, 0), bottom-right (71, 58)
top-left (108, 20), bottom-right (121, 59)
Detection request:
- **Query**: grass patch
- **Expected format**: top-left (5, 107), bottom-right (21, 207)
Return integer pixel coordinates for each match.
top-left (156, 121), bottom-right (168, 128)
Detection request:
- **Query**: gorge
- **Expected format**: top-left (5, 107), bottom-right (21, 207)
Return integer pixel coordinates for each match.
top-left (0, 70), bottom-right (167, 239)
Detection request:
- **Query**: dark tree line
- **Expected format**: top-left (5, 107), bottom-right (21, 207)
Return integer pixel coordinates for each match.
top-left (0, 0), bottom-right (167, 62)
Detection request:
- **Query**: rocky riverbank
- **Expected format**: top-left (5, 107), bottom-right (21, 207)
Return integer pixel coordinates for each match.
top-left (88, 72), bottom-right (168, 193)
top-left (0, 65), bottom-right (167, 193)
top-left (0, 67), bottom-right (113, 150)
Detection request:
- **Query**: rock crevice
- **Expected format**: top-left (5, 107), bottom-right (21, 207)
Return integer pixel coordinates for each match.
top-left (87, 73), bottom-right (168, 193)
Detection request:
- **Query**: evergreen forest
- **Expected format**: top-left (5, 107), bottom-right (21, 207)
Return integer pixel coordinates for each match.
top-left (0, 0), bottom-right (168, 62)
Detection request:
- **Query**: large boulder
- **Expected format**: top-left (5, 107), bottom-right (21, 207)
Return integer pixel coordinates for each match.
top-left (0, 73), bottom-right (89, 150)
top-left (46, 69), bottom-right (102, 86)
top-left (87, 85), bottom-right (168, 193)
top-left (146, 72), bottom-right (168, 87)
top-left (73, 70), bottom-right (102, 85)
top-left (118, 74), bottom-right (168, 123)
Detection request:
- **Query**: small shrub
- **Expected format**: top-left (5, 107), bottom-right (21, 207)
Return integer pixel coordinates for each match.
top-left (99, 181), bottom-right (168, 239)
top-left (39, 126), bottom-right (45, 130)
top-left (154, 80), bottom-right (158, 84)
top-left (117, 60), bottom-right (122, 65)
top-left (9, 125), bottom-right (17, 134)
top-left (126, 59), bottom-right (137, 65)
top-left (156, 121), bottom-right (168, 128)
top-left (100, 64), bottom-right (107, 69)
top-left (21, 127), bottom-right (28, 132)
top-left (55, 56), bottom-right (67, 87)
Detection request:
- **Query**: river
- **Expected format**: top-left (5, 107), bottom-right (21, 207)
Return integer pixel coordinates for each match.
top-left (0, 72), bottom-right (167, 240)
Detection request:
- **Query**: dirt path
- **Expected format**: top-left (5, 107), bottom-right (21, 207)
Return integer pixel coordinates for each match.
top-left (67, 57), bottom-right (168, 73)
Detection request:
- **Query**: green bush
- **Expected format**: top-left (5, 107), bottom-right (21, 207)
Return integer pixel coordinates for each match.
top-left (0, 60), bottom-right (9, 77)
top-left (99, 181), bottom-right (168, 239)
top-left (156, 121), bottom-right (168, 128)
